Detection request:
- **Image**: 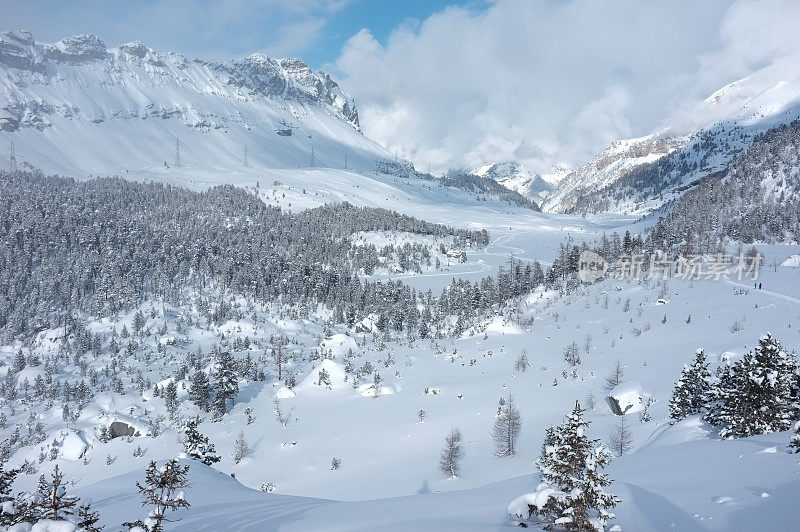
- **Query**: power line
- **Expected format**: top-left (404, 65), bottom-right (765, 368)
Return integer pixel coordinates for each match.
top-left (244, 145), bottom-right (248, 168)
top-left (175, 138), bottom-right (181, 168)
top-left (311, 145), bottom-right (315, 168)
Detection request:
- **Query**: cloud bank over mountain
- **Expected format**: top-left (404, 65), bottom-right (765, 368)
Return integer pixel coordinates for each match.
top-left (336, 0), bottom-right (800, 174)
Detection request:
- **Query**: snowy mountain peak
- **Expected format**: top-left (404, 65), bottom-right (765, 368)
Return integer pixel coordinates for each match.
top-left (44, 33), bottom-right (108, 64)
top-left (472, 160), bottom-right (552, 199)
top-left (0, 31), bottom-right (360, 133)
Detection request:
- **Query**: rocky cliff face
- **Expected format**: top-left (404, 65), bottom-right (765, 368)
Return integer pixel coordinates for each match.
top-left (0, 30), bottom-right (360, 133)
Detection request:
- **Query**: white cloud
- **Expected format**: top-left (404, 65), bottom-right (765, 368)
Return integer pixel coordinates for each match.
top-left (336, 0), bottom-right (799, 174)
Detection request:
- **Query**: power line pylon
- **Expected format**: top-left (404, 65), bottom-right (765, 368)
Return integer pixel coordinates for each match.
top-left (9, 140), bottom-right (17, 172)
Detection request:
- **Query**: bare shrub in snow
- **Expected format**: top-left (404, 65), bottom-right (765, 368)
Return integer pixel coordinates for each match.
top-left (438, 427), bottom-right (463, 478)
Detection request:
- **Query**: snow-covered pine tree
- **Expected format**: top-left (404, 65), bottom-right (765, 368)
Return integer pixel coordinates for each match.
top-left (791, 422), bottom-right (800, 453)
top-left (33, 464), bottom-right (79, 520)
top-left (212, 351), bottom-right (239, 417)
top-left (529, 401), bottom-right (618, 531)
top-left (668, 349), bottom-right (711, 421)
top-left (706, 333), bottom-right (798, 437)
top-left (135, 459), bottom-right (190, 532)
top-left (182, 416), bottom-right (220, 465)
top-left (0, 464), bottom-right (27, 526)
top-left (419, 308), bottom-right (430, 339)
top-left (163, 380), bottom-right (178, 419)
top-left (515, 350), bottom-right (529, 372)
top-left (492, 395), bottom-right (522, 457)
top-left (188, 370), bottom-right (210, 412)
top-left (563, 341), bottom-right (580, 367)
top-left (438, 427), bottom-right (464, 478)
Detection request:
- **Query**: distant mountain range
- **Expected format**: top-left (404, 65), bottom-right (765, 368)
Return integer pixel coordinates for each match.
top-left (471, 161), bottom-right (552, 201)
top-left (2, 30), bottom-right (799, 222)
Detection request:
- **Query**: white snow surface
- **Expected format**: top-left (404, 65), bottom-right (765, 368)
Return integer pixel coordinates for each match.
top-left (0, 29), bottom-right (799, 532)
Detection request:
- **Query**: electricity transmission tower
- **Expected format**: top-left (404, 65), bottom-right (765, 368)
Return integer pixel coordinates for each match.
top-left (310, 145), bottom-right (315, 168)
top-left (9, 140), bottom-right (17, 172)
top-left (344, 153), bottom-right (348, 170)
top-left (244, 145), bottom-right (248, 167)
top-left (175, 138), bottom-right (181, 167)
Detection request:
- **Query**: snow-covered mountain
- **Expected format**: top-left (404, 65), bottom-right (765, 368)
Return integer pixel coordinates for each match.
top-left (0, 30), bottom-right (389, 176)
top-left (472, 160), bottom-right (552, 200)
top-left (543, 57), bottom-right (800, 215)
top-left (542, 133), bottom-right (684, 213)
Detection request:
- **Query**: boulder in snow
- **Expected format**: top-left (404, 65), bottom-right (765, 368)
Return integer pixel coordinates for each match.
top-left (109, 420), bottom-right (139, 438)
top-left (607, 381), bottom-right (644, 415)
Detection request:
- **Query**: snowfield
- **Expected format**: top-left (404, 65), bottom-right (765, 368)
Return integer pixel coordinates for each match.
top-left (2, 242), bottom-right (799, 530)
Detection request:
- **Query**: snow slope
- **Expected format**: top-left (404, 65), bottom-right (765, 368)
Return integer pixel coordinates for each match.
top-left (0, 30), bottom-right (388, 177)
top-left (5, 243), bottom-right (800, 531)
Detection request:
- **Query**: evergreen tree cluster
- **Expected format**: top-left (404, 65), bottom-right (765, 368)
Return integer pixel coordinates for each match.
top-left (0, 171), bottom-right (487, 341)
top-left (668, 334), bottom-right (799, 439)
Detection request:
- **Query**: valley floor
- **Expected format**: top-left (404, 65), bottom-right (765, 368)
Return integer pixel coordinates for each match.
top-left (1, 169), bottom-right (798, 530)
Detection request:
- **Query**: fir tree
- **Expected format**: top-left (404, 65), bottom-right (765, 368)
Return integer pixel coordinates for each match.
top-left (790, 422), bottom-right (800, 454)
top-left (531, 401), bottom-right (618, 531)
top-left (604, 360), bottom-right (624, 391)
top-left (188, 370), bottom-right (211, 413)
top-left (492, 395), bottom-right (522, 457)
top-left (76, 501), bottom-right (104, 531)
top-left (234, 429), bottom-right (249, 464)
top-left (608, 416), bottom-right (633, 456)
top-left (0, 465), bottom-right (26, 526)
top-left (34, 464), bottom-right (79, 520)
top-left (182, 417), bottom-right (220, 465)
top-left (163, 381), bottom-right (178, 419)
top-left (668, 349), bottom-right (711, 421)
top-left (136, 459), bottom-right (190, 532)
top-left (212, 351), bottom-right (239, 417)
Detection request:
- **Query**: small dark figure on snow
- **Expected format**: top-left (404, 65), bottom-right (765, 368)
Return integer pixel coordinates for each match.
top-left (759, 282), bottom-right (762, 290)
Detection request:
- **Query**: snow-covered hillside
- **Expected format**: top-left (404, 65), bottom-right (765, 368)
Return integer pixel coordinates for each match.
top-left (542, 133), bottom-right (684, 213)
top-left (4, 241), bottom-right (799, 531)
top-left (0, 30), bottom-right (389, 176)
